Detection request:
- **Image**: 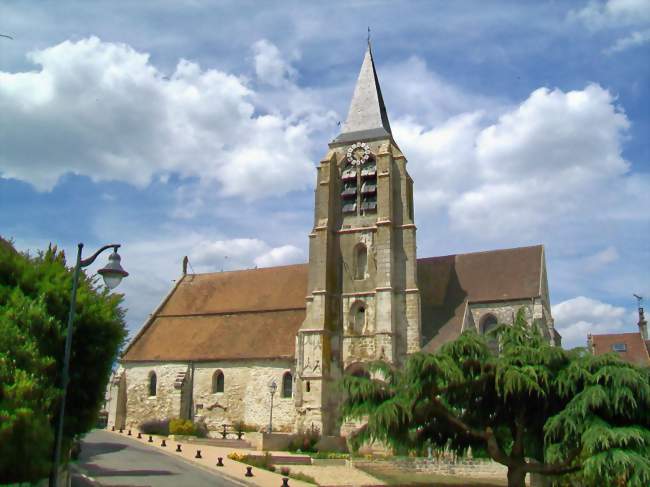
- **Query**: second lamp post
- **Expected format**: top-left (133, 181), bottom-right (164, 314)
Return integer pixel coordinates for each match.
top-left (268, 380), bottom-right (277, 433)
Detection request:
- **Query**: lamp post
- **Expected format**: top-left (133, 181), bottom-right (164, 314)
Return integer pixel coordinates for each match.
top-left (50, 243), bottom-right (128, 487)
top-left (268, 380), bottom-right (277, 433)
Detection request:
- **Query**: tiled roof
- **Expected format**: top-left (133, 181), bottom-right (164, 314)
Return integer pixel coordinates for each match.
top-left (590, 332), bottom-right (650, 366)
top-left (420, 245), bottom-right (544, 352)
top-left (123, 246), bottom-right (545, 362)
top-left (122, 264), bottom-right (309, 362)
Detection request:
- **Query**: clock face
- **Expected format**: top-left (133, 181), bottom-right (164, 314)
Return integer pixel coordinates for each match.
top-left (346, 142), bottom-right (371, 166)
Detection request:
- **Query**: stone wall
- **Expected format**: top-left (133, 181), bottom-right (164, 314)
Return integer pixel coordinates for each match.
top-left (352, 457), bottom-right (529, 485)
top-left (124, 362), bottom-right (186, 428)
top-left (122, 359), bottom-right (296, 433)
top-left (192, 359), bottom-right (296, 432)
top-left (466, 298), bottom-right (557, 346)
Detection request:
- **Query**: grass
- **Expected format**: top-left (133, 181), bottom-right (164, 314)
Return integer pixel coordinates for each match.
top-left (356, 465), bottom-right (507, 487)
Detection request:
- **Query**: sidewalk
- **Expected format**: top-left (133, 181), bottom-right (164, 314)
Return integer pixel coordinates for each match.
top-left (105, 429), bottom-right (384, 487)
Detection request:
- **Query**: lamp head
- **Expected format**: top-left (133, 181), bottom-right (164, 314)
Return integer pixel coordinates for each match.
top-left (98, 250), bottom-right (129, 289)
top-left (268, 380), bottom-right (277, 395)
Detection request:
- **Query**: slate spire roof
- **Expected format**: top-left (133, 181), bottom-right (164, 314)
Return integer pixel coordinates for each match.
top-left (335, 42), bottom-right (392, 143)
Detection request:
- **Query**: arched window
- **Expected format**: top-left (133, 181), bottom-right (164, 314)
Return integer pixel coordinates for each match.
top-left (148, 371), bottom-right (157, 397)
top-left (282, 372), bottom-right (293, 398)
top-left (305, 380), bottom-right (311, 393)
top-left (354, 244), bottom-right (367, 280)
top-left (212, 370), bottom-right (224, 393)
top-left (481, 314), bottom-right (499, 335)
top-left (349, 301), bottom-right (366, 335)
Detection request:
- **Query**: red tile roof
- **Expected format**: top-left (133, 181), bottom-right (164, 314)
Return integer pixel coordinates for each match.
top-left (123, 246), bottom-right (545, 362)
top-left (590, 332), bottom-right (650, 366)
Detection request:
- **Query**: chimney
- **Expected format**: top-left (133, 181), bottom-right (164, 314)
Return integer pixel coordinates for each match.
top-left (634, 294), bottom-right (647, 341)
top-left (639, 306), bottom-right (648, 341)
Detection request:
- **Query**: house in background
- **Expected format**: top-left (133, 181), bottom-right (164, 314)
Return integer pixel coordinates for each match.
top-left (588, 302), bottom-right (650, 367)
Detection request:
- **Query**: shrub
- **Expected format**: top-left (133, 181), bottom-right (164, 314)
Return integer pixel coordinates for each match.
top-left (169, 418), bottom-right (195, 435)
top-left (288, 425), bottom-right (320, 452)
top-left (194, 420), bottom-right (209, 438)
top-left (280, 466), bottom-right (290, 476)
top-left (139, 418), bottom-right (170, 436)
top-left (312, 451), bottom-right (349, 459)
top-left (234, 452), bottom-right (276, 472)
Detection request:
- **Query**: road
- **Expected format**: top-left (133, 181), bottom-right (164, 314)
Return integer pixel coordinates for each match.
top-left (72, 429), bottom-right (243, 487)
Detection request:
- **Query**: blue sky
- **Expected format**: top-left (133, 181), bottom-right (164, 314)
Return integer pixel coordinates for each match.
top-left (1, 0), bottom-right (648, 348)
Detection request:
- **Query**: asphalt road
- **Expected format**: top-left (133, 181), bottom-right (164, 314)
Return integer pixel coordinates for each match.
top-left (72, 429), bottom-right (242, 487)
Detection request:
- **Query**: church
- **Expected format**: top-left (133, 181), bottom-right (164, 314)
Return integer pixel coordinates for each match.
top-left (108, 45), bottom-right (560, 435)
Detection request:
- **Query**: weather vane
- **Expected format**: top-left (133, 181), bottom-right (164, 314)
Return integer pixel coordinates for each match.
top-left (367, 26), bottom-right (371, 45)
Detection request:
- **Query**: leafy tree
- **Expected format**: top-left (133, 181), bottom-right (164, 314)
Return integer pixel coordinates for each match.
top-left (0, 238), bottom-right (127, 483)
top-left (340, 309), bottom-right (650, 487)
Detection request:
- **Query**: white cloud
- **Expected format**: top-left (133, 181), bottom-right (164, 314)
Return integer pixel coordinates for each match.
top-left (552, 296), bottom-right (627, 348)
top-left (571, 0), bottom-right (650, 53)
top-left (572, 0), bottom-right (650, 30)
top-left (394, 112), bottom-right (484, 215)
top-left (0, 37), bottom-right (317, 199)
top-left (190, 237), bottom-right (304, 271)
top-left (583, 246), bottom-right (620, 271)
top-left (382, 56), bottom-right (501, 125)
top-left (254, 244), bottom-right (304, 267)
top-left (396, 83), bottom-right (636, 241)
top-left (252, 39), bottom-right (297, 87)
top-left (604, 28), bottom-right (650, 52)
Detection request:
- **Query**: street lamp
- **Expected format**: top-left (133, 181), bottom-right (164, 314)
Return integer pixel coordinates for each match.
top-left (268, 380), bottom-right (277, 433)
top-left (51, 243), bottom-right (128, 487)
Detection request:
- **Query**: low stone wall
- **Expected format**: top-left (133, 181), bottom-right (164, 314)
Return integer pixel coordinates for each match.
top-left (246, 432), bottom-right (293, 451)
top-left (351, 457), bottom-right (523, 484)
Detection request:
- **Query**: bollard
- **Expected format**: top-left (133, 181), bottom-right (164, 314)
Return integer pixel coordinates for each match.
top-left (245, 466), bottom-right (254, 477)
top-left (119, 428), bottom-right (123, 433)
top-left (137, 432), bottom-right (142, 439)
top-left (148, 435), bottom-right (153, 443)
top-left (176, 444), bottom-right (182, 452)
top-left (127, 429), bottom-right (132, 436)
top-left (111, 426), bottom-right (115, 431)
top-left (161, 439), bottom-right (167, 447)
top-left (195, 450), bottom-right (202, 459)
top-left (216, 457), bottom-right (224, 467)
top-left (282, 478), bottom-right (290, 487)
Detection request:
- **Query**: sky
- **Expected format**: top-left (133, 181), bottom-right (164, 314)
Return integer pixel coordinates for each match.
top-left (1, 0), bottom-right (648, 349)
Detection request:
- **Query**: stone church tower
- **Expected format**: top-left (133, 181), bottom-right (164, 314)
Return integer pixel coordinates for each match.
top-left (295, 44), bottom-right (421, 434)
top-left (116, 43), bottom-right (558, 438)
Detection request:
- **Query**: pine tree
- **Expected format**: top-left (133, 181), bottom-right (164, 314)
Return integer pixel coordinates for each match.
top-left (340, 309), bottom-right (650, 487)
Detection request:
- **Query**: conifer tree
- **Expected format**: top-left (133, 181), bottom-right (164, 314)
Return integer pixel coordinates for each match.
top-left (0, 238), bottom-right (127, 483)
top-left (340, 309), bottom-right (650, 487)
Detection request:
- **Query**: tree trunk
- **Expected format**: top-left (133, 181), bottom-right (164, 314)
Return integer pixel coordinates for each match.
top-left (507, 465), bottom-right (527, 487)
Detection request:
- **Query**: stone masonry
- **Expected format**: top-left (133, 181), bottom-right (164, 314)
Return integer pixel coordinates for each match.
top-left (117, 360), bottom-right (296, 431)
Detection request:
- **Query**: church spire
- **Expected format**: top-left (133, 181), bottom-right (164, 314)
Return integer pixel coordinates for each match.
top-left (335, 42), bottom-right (392, 143)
